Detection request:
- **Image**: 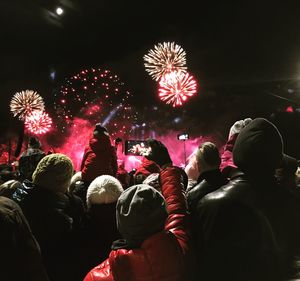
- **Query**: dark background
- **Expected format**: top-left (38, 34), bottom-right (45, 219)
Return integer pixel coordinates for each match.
top-left (1, 0), bottom-right (300, 157)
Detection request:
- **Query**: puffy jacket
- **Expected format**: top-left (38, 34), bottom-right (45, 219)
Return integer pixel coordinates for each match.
top-left (84, 167), bottom-right (191, 281)
top-left (134, 158), bottom-right (160, 184)
top-left (81, 135), bottom-right (118, 183)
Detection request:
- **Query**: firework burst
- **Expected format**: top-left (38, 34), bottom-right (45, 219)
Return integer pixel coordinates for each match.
top-left (144, 42), bottom-right (187, 81)
top-left (10, 90), bottom-right (45, 120)
top-left (54, 67), bottom-right (137, 137)
top-left (158, 71), bottom-right (198, 107)
top-left (25, 110), bottom-right (53, 135)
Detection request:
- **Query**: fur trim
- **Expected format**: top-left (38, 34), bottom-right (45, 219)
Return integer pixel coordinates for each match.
top-left (87, 175), bottom-right (123, 206)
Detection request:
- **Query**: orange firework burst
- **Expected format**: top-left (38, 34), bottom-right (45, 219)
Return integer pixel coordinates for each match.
top-left (10, 90), bottom-right (45, 120)
top-left (144, 42), bottom-right (187, 81)
top-left (158, 71), bottom-right (198, 107)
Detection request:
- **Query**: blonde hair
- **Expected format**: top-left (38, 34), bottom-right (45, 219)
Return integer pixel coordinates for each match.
top-left (195, 142), bottom-right (221, 173)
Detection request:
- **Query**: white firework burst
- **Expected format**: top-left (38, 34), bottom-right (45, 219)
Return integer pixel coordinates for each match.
top-left (144, 42), bottom-right (187, 81)
top-left (158, 70), bottom-right (197, 107)
top-left (10, 90), bottom-right (45, 120)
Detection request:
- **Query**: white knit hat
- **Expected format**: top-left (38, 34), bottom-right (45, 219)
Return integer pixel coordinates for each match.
top-left (86, 175), bottom-right (124, 207)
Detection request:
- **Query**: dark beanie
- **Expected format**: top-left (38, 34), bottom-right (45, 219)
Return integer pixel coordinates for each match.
top-left (233, 118), bottom-right (283, 173)
top-left (116, 184), bottom-right (167, 247)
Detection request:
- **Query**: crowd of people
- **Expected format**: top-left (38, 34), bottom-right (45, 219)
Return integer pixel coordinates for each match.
top-left (0, 118), bottom-right (300, 281)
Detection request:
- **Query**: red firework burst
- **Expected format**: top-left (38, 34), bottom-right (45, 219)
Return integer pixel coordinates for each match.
top-left (158, 71), bottom-right (198, 107)
top-left (25, 111), bottom-right (53, 135)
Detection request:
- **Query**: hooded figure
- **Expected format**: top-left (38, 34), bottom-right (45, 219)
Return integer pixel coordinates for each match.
top-left (194, 118), bottom-right (287, 281)
top-left (81, 124), bottom-right (118, 184)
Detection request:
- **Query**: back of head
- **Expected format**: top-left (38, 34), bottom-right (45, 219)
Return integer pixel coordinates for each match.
top-left (32, 153), bottom-right (74, 193)
top-left (28, 137), bottom-right (41, 149)
top-left (196, 142), bottom-right (221, 173)
top-left (86, 175), bottom-right (123, 207)
top-left (233, 118), bottom-right (283, 174)
top-left (116, 184), bottom-right (167, 248)
top-left (93, 123), bottom-right (109, 137)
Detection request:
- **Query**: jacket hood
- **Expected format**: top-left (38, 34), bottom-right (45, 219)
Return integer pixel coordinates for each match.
top-left (233, 118), bottom-right (283, 174)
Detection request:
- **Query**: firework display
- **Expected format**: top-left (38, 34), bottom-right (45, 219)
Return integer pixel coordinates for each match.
top-left (10, 90), bottom-right (45, 120)
top-left (54, 68), bottom-right (137, 137)
top-left (144, 42), bottom-right (187, 81)
top-left (25, 110), bottom-right (53, 135)
top-left (158, 71), bottom-right (198, 107)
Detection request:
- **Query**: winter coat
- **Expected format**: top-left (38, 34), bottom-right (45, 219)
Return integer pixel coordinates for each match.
top-left (194, 119), bottom-right (300, 281)
top-left (11, 181), bottom-right (85, 281)
top-left (186, 169), bottom-right (228, 213)
top-left (81, 135), bottom-right (118, 183)
top-left (0, 196), bottom-right (49, 281)
top-left (18, 148), bottom-right (46, 181)
top-left (84, 167), bottom-right (191, 281)
top-left (80, 203), bottom-right (121, 275)
top-left (134, 157), bottom-right (160, 184)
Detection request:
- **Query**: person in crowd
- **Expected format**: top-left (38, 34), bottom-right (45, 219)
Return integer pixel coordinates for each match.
top-left (195, 118), bottom-right (300, 281)
top-left (0, 196), bottom-right (49, 281)
top-left (116, 160), bottom-right (130, 189)
top-left (84, 140), bottom-right (192, 281)
top-left (184, 152), bottom-right (200, 190)
top-left (134, 138), bottom-right (171, 184)
top-left (12, 153), bottom-right (85, 281)
top-left (186, 142), bottom-right (228, 213)
top-left (18, 136), bottom-right (46, 181)
top-left (79, 124), bottom-right (118, 201)
top-left (79, 175), bottom-right (123, 276)
top-left (0, 179), bottom-right (22, 197)
top-left (220, 118), bottom-right (252, 178)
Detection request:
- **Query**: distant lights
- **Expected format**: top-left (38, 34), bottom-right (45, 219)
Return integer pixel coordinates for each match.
top-left (56, 7), bottom-right (64, 15)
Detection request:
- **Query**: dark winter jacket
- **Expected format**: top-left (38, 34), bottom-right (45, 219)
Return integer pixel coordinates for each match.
top-left (194, 118), bottom-right (289, 281)
top-left (11, 181), bottom-right (85, 281)
top-left (0, 196), bottom-right (49, 281)
top-left (81, 135), bottom-right (118, 183)
top-left (186, 169), bottom-right (228, 213)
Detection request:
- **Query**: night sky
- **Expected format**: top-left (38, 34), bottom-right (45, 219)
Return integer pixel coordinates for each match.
top-left (2, 0), bottom-right (300, 156)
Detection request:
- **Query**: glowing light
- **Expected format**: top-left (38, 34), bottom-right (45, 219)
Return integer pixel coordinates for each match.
top-left (53, 67), bottom-right (137, 136)
top-left (144, 42), bottom-right (187, 81)
top-left (158, 71), bottom-right (198, 107)
top-left (25, 110), bottom-right (52, 135)
top-left (10, 90), bottom-right (45, 120)
top-left (56, 7), bottom-right (64, 15)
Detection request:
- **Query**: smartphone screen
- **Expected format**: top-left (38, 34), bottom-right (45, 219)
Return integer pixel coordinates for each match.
top-left (124, 140), bottom-right (151, 156)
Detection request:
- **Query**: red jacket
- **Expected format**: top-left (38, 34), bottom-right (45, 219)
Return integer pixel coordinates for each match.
top-left (220, 133), bottom-right (238, 178)
top-left (84, 167), bottom-right (190, 281)
top-left (81, 135), bottom-right (118, 183)
top-left (134, 158), bottom-right (160, 177)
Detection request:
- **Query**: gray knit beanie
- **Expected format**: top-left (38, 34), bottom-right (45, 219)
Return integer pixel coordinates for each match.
top-left (116, 184), bottom-right (167, 247)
